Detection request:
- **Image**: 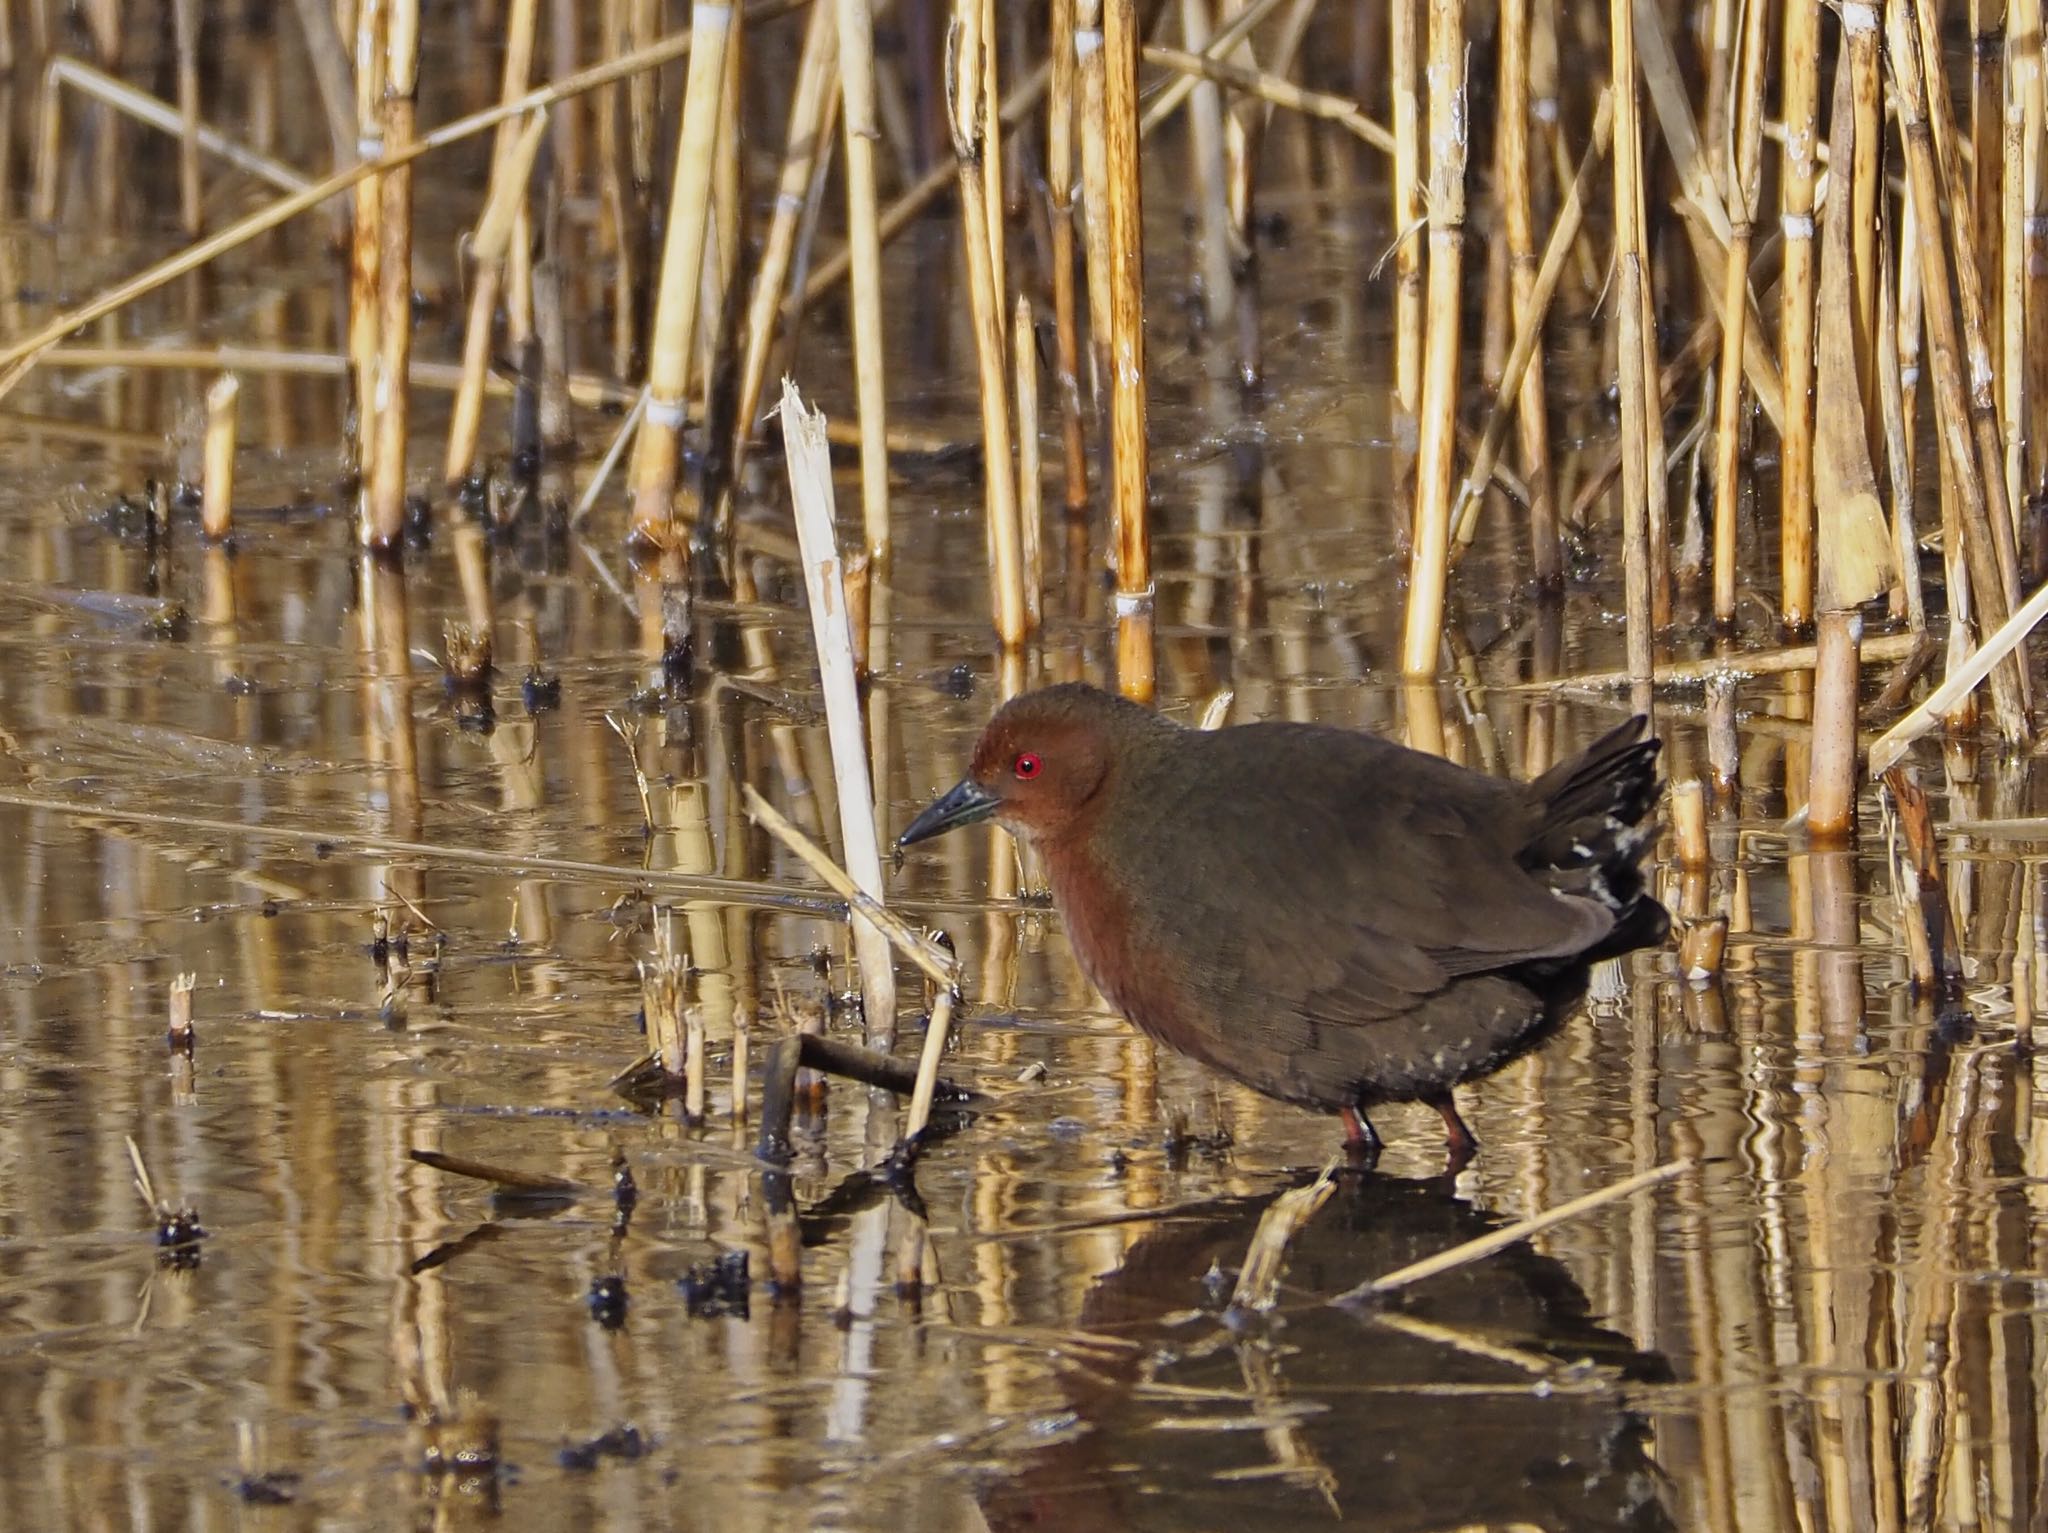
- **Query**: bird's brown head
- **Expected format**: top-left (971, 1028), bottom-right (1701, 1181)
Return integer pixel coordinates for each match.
top-left (899, 684), bottom-right (1165, 850)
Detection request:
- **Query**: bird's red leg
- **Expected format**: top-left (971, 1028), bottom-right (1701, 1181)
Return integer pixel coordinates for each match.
top-left (1340, 1106), bottom-right (1381, 1160)
top-left (1429, 1092), bottom-right (1478, 1171)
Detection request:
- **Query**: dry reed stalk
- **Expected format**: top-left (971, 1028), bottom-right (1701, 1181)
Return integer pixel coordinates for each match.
top-left (2026, 8), bottom-right (2048, 516)
top-left (979, 0), bottom-right (1005, 314)
top-left (29, 59), bottom-right (313, 207)
top-left (731, 1004), bottom-right (751, 1123)
top-left (1504, 622), bottom-right (1925, 693)
top-left (1868, 572), bottom-right (2048, 774)
top-left (443, 0), bottom-right (539, 491)
top-left (1812, 55), bottom-right (1894, 615)
top-left (1710, 0), bottom-right (1767, 627)
top-left (1807, 610), bottom-right (1862, 844)
top-left (627, 0), bottom-right (737, 552)
top-left (1104, 0), bottom-right (1153, 700)
top-left (1890, 0), bottom-right (2030, 739)
top-left (1672, 779), bottom-right (1709, 870)
top-left (200, 372), bottom-right (238, 541)
top-left (1015, 293), bottom-right (1044, 636)
top-left (1609, 0), bottom-right (1651, 698)
top-left (1139, 43), bottom-right (1395, 153)
top-left (700, 27), bottom-right (744, 423)
top-left (347, 0), bottom-right (387, 495)
top-left (1076, 0), bottom-right (1112, 399)
top-left (1397, 0), bottom-right (1464, 681)
top-left (1846, 0), bottom-right (1882, 434)
top-left (1230, 1163), bottom-right (1339, 1313)
top-left (1912, 0), bottom-right (2026, 618)
top-left (1448, 90), bottom-right (1611, 555)
top-left (364, 0), bottom-right (419, 550)
top-left (1046, 0), bottom-right (1089, 511)
top-left (1776, 0), bottom-right (1819, 630)
top-left (905, 985), bottom-right (958, 1138)
top-left (1706, 672), bottom-right (1740, 800)
top-left (1497, 0), bottom-right (1554, 582)
top-left (1333, 1160), bottom-right (1691, 1304)
top-left (949, 0), bottom-right (1026, 649)
top-left (1877, 234), bottom-right (1927, 632)
top-left (1178, 0), bottom-right (1236, 334)
top-left (729, 0), bottom-right (838, 490)
top-left (777, 380), bottom-right (898, 1048)
top-left (837, 0), bottom-right (891, 564)
top-left (742, 786), bottom-right (958, 989)
top-left (2000, 6), bottom-right (2037, 530)
top-left (1390, 0), bottom-right (1422, 424)
top-left (172, 0), bottom-right (200, 232)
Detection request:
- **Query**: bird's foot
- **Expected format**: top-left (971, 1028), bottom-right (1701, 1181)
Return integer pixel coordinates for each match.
top-left (1429, 1093), bottom-right (1478, 1175)
top-left (1340, 1106), bottom-right (1382, 1170)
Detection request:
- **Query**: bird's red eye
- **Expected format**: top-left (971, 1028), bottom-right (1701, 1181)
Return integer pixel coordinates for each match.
top-left (1014, 752), bottom-right (1042, 780)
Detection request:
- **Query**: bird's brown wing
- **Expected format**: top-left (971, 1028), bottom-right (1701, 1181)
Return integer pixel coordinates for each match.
top-left (1106, 723), bottom-right (1616, 1030)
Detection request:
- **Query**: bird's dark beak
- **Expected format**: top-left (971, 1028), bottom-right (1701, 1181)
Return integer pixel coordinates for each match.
top-left (898, 778), bottom-right (1000, 847)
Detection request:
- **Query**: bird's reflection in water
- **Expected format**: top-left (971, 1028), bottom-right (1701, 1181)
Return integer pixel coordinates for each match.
top-left (983, 1171), bottom-right (1675, 1532)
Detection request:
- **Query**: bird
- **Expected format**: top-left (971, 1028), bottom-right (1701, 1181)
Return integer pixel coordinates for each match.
top-left (898, 683), bottom-right (1668, 1165)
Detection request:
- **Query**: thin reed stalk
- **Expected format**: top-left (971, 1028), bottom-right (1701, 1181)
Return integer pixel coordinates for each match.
top-left (443, 0), bottom-right (538, 491)
top-left (778, 380), bottom-right (898, 1049)
top-left (1711, 0), bottom-right (1766, 627)
top-left (346, 0), bottom-right (386, 497)
top-left (1498, 0), bottom-right (1554, 582)
top-left (1610, 0), bottom-right (1651, 698)
top-left (949, 0), bottom-right (1025, 648)
top-left (364, 0), bottom-right (419, 550)
top-left (1076, 0), bottom-right (1112, 400)
top-left (1777, 0), bottom-right (1819, 630)
top-left (627, 0), bottom-right (737, 552)
top-left (1397, 0), bottom-right (1465, 680)
top-left (838, 0), bottom-right (890, 563)
top-left (1015, 293), bottom-right (1043, 637)
top-left (1390, 0), bottom-right (1421, 424)
top-left (1104, 0), bottom-right (1152, 699)
top-left (1046, 0), bottom-right (1089, 510)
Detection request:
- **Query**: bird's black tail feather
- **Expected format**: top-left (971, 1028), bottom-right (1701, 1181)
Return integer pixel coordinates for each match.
top-left (1521, 716), bottom-right (1670, 957)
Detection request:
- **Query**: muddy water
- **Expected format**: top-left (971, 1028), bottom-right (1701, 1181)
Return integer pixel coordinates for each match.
top-left (4, 19), bottom-right (2047, 1533)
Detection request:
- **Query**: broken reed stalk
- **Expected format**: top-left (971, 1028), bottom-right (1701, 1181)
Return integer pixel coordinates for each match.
top-left (1777, 0), bottom-right (1819, 630)
top-left (684, 1003), bottom-right (707, 1119)
top-left (1678, 916), bottom-right (1728, 980)
top-left (1881, 765), bottom-right (1962, 990)
top-left (639, 918), bottom-right (686, 1079)
top-left (627, 0), bottom-right (737, 552)
top-left (200, 372), bottom-right (238, 541)
top-left (949, 0), bottom-right (1026, 649)
top-left (731, 1005), bottom-right (751, 1124)
top-left (1103, 0), bottom-right (1153, 700)
top-left (1506, 623), bottom-right (1924, 692)
top-left (905, 984), bottom-right (958, 1138)
top-left (1045, 0), bottom-right (1089, 510)
top-left (837, 0), bottom-right (891, 564)
top-left (1889, 0), bottom-right (2030, 739)
top-left (1334, 1160), bottom-right (1692, 1305)
top-left (1230, 1163), bottom-right (1339, 1314)
top-left (741, 784), bottom-right (958, 992)
top-left (1711, 0), bottom-right (1768, 627)
top-left (1398, 0), bottom-right (1466, 680)
top-left (443, 0), bottom-right (540, 492)
top-left (1138, 43), bottom-right (1395, 153)
top-left (1014, 293), bottom-right (1043, 636)
top-left (777, 380), bottom-right (898, 1048)
top-left (1807, 610), bottom-right (1862, 844)
top-left (1868, 571), bottom-right (2048, 775)
top-left (30, 59), bottom-right (314, 211)
top-left (364, 0), bottom-right (419, 551)
top-left (167, 971), bottom-right (197, 1051)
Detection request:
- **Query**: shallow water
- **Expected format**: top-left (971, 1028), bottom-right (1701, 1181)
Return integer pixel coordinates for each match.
top-left (3, 9), bottom-right (2047, 1533)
